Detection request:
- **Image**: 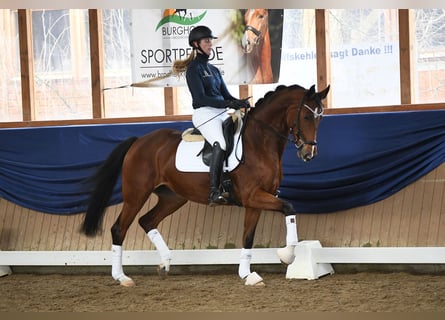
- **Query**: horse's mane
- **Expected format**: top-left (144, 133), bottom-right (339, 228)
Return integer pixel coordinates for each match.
top-left (251, 84), bottom-right (306, 112)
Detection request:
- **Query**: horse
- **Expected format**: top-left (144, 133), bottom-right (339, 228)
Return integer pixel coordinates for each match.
top-left (81, 84), bottom-right (330, 287)
top-left (241, 9), bottom-right (273, 84)
top-left (174, 9), bottom-right (190, 19)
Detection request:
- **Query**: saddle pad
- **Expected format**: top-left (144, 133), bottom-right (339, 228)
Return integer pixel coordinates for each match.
top-left (175, 132), bottom-right (243, 172)
top-left (182, 128), bottom-right (204, 142)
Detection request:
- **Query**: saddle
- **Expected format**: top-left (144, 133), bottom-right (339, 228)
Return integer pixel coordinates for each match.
top-left (181, 112), bottom-right (242, 166)
top-left (179, 112), bottom-right (244, 206)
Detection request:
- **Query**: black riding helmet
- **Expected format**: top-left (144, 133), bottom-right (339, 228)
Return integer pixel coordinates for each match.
top-left (188, 25), bottom-right (217, 47)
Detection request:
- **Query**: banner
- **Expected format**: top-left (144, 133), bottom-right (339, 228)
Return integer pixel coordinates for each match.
top-left (280, 42), bottom-right (401, 106)
top-left (130, 9), bottom-right (283, 86)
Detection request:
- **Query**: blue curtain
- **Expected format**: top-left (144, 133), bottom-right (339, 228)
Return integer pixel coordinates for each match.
top-left (0, 110), bottom-right (444, 215)
top-left (280, 110), bottom-right (445, 213)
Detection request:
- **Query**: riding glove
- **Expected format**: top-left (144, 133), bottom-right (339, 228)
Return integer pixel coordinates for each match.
top-left (227, 99), bottom-right (250, 110)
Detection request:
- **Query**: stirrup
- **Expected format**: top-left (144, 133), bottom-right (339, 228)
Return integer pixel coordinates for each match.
top-left (209, 191), bottom-right (228, 206)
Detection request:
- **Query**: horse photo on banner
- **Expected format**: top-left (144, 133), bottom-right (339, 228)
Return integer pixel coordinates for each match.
top-left (130, 9), bottom-right (283, 86)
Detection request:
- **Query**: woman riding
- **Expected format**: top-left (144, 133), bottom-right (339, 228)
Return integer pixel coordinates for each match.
top-left (173, 25), bottom-right (249, 206)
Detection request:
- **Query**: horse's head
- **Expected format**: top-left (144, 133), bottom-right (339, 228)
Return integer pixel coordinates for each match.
top-left (290, 84), bottom-right (330, 162)
top-left (241, 9), bottom-right (268, 53)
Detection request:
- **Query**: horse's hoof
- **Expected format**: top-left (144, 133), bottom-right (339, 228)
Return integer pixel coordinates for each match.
top-left (157, 265), bottom-right (169, 280)
top-left (277, 245), bottom-right (296, 265)
top-left (117, 275), bottom-right (135, 287)
top-left (244, 272), bottom-right (265, 286)
top-left (120, 279), bottom-right (136, 287)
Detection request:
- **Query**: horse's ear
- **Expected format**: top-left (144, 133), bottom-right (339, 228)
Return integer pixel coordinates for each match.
top-left (318, 85), bottom-right (330, 100)
top-left (309, 84), bottom-right (316, 96)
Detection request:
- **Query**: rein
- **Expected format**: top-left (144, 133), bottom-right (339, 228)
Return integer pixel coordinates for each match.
top-left (245, 113), bottom-right (295, 144)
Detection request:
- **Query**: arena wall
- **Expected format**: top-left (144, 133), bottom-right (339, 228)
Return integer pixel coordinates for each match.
top-left (1, 162), bottom-right (443, 254)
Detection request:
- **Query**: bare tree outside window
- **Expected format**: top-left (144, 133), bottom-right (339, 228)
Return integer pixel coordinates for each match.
top-left (31, 9), bottom-right (92, 120)
top-left (414, 9), bottom-right (445, 103)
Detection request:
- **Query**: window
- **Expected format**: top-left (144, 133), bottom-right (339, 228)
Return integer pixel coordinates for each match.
top-left (32, 9), bottom-right (92, 120)
top-left (414, 9), bottom-right (445, 103)
top-left (102, 9), bottom-right (165, 118)
top-left (0, 10), bottom-right (21, 122)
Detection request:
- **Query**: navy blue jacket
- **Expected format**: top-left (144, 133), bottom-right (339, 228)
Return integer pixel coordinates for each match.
top-left (186, 53), bottom-right (236, 109)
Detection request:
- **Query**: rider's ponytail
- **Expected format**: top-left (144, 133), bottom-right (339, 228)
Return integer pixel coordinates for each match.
top-left (131, 50), bottom-right (195, 87)
top-left (172, 49), bottom-right (196, 76)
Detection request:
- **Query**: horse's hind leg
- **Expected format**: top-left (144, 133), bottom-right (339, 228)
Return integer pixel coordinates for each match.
top-left (239, 208), bottom-right (265, 286)
top-left (110, 198), bottom-right (149, 287)
top-left (138, 185), bottom-right (187, 278)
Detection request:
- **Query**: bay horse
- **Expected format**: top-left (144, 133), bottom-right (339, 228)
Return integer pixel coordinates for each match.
top-left (81, 84), bottom-right (330, 286)
top-left (242, 9), bottom-right (273, 84)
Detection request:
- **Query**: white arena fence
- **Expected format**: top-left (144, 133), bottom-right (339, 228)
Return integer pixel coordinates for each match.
top-left (1, 242), bottom-right (445, 279)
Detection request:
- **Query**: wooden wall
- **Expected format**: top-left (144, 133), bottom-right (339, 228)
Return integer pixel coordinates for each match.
top-left (1, 163), bottom-right (443, 252)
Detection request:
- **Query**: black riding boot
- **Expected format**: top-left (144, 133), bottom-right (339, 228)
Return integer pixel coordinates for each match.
top-left (208, 142), bottom-right (228, 206)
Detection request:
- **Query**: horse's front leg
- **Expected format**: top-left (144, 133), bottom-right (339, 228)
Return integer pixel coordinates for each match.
top-left (276, 214), bottom-right (299, 265)
top-left (239, 207), bottom-right (265, 286)
top-left (243, 190), bottom-right (299, 265)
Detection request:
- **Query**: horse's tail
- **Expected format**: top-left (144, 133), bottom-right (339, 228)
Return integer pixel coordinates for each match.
top-left (81, 136), bottom-right (138, 237)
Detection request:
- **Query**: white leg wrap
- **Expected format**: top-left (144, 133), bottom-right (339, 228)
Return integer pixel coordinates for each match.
top-left (111, 245), bottom-right (134, 286)
top-left (147, 229), bottom-right (172, 270)
top-left (238, 248), bottom-right (252, 279)
top-left (285, 215), bottom-right (298, 246)
top-left (276, 215), bottom-right (298, 265)
top-left (111, 244), bottom-right (125, 280)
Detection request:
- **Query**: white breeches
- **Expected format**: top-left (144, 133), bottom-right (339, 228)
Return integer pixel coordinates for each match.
top-left (192, 106), bottom-right (230, 151)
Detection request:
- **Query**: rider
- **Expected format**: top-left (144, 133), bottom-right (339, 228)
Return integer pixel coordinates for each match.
top-left (173, 25), bottom-right (249, 206)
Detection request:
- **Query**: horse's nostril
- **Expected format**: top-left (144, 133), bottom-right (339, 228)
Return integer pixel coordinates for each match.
top-left (303, 153), bottom-right (314, 162)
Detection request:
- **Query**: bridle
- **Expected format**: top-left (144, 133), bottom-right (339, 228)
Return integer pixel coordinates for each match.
top-left (242, 9), bottom-right (268, 53)
top-left (246, 90), bottom-right (324, 151)
top-left (245, 25), bottom-right (262, 46)
top-left (290, 95), bottom-right (324, 151)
